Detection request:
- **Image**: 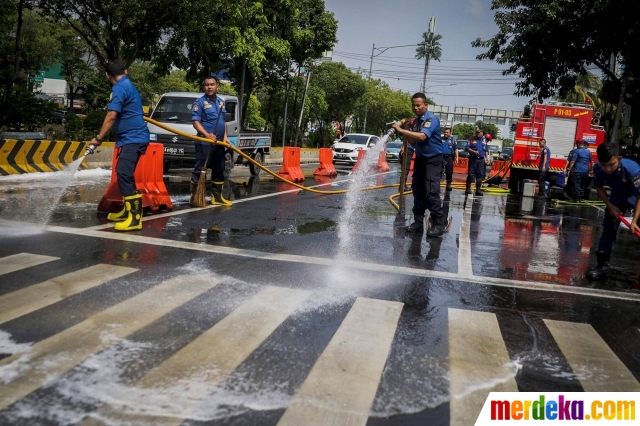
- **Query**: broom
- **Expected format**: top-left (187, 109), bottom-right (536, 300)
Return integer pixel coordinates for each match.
top-left (193, 109), bottom-right (223, 207)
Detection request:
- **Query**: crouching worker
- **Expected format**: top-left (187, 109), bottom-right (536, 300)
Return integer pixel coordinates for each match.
top-left (587, 143), bottom-right (640, 280)
top-left (89, 59), bottom-right (149, 231)
top-left (190, 76), bottom-right (232, 207)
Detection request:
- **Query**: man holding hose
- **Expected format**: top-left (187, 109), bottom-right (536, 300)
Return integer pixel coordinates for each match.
top-left (191, 75), bottom-right (232, 207)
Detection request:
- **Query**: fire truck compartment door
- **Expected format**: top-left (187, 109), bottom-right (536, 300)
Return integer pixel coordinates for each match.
top-left (544, 116), bottom-right (578, 158)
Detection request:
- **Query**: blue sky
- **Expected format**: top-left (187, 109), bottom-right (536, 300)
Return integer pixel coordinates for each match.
top-left (323, 0), bottom-right (529, 133)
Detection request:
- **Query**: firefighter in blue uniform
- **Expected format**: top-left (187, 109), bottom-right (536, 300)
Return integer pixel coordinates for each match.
top-left (565, 140), bottom-right (593, 202)
top-left (392, 93), bottom-right (445, 238)
top-left (89, 59), bottom-right (149, 231)
top-left (191, 76), bottom-right (232, 207)
top-left (587, 143), bottom-right (640, 280)
top-left (537, 138), bottom-right (551, 197)
top-left (442, 127), bottom-right (458, 191)
top-left (465, 127), bottom-right (490, 196)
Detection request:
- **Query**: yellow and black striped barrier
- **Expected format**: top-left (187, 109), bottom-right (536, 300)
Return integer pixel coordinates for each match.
top-left (512, 163), bottom-right (565, 172)
top-left (0, 140), bottom-right (114, 175)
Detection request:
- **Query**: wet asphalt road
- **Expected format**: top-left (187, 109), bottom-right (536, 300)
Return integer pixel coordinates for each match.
top-left (0, 161), bottom-right (639, 425)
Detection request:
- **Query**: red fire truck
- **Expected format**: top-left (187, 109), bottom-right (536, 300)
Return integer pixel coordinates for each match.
top-left (508, 102), bottom-right (606, 193)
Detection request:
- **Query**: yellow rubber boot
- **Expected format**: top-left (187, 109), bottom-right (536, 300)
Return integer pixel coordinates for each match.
top-left (114, 193), bottom-right (143, 231)
top-left (211, 181), bottom-right (232, 207)
top-left (107, 203), bottom-right (127, 222)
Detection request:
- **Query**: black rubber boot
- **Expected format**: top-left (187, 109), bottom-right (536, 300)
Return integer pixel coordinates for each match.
top-left (475, 184), bottom-right (483, 196)
top-left (586, 251), bottom-right (611, 280)
top-left (445, 181), bottom-right (453, 191)
top-left (211, 181), bottom-right (232, 207)
top-left (406, 215), bottom-right (425, 233)
top-left (465, 182), bottom-right (472, 195)
top-left (189, 181), bottom-right (197, 206)
top-left (426, 215), bottom-right (444, 238)
top-left (114, 193), bottom-right (143, 231)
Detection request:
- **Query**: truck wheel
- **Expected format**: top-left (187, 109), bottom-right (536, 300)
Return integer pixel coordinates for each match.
top-left (509, 171), bottom-right (522, 194)
top-left (249, 151), bottom-right (263, 176)
top-left (224, 151), bottom-right (233, 179)
top-left (163, 161), bottom-right (170, 174)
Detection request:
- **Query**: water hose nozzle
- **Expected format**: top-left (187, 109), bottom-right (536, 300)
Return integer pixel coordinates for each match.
top-left (84, 144), bottom-right (96, 156)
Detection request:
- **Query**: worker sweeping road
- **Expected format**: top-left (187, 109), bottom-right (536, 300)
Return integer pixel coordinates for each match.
top-left (88, 59), bottom-right (149, 231)
top-left (587, 143), bottom-right (640, 280)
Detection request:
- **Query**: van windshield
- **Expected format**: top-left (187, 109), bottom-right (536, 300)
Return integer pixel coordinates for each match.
top-left (151, 96), bottom-right (198, 122)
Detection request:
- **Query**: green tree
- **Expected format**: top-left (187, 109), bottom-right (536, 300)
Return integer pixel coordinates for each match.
top-left (475, 120), bottom-right (500, 140)
top-left (502, 138), bottom-right (514, 148)
top-left (58, 22), bottom-right (97, 110)
top-left (452, 123), bottom-right (475, 140)
top-left (556, 72), bottom-right (603, 108)
top-left (1, 87), bottom-right (57, 131)
top-left (311, 62), bottom-right (366, 128)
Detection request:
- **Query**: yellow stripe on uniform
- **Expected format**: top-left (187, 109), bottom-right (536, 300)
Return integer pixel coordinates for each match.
top-left (0, 253), bottom-right (59, 276)
top-left (449, 308), bottom-right (518, 426)
top-left (544, 319), bottom-right (640, 392)
top-left (0, 264), bottom-right (138, 325)
top-left (276, 298), bottom-right (403, 426)
top-left (81, 286), bottom-right (310, 426)
top-left (0, 274), bottom-right (221, 411)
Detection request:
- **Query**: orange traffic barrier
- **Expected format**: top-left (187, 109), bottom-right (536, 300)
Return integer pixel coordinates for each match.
top-left (313, 148), bottom-right (337, 177)
top-left (351, 150), bottom-right (368, 173)
top-left (489, 160), bottom-right (510, 178)
top-left (376, 150), bottom-right (390, 172)
top-left (407, 152), bottom-right (415, 178)
top-left (97, 142), bottom-right (173, 213)
top-left (453, 157), bottom-right (468, 175)
top-left (278, 147), bottom-right (305, 182)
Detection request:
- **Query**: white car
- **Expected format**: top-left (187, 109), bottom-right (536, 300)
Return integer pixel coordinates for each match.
top-left (331, 133), bottom-right (380, 164)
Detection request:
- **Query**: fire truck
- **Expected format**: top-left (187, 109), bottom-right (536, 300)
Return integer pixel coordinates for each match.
top-left (508, 102), bottom-right (606, 193)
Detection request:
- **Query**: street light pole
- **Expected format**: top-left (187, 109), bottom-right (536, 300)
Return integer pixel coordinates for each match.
top-left (363, 43), bottom-right (375, 133)
top-left (294, 67), bottom-right (312, 146)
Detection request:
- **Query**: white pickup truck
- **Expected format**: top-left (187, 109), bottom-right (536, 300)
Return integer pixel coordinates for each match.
top-left (147, 92), bottom-right (271, 177)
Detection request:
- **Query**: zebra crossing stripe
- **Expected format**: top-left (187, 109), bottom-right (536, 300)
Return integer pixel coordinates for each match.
top-left (80, 286), bottom-right (310, 426)
top-left (0, 274), bottom-right (221, 412)
top-left (0, 253), bottom-right (59, 276)
top-left (276, 298), bottom-right (403, 426)
top-left (544, 319), bottom-right (640, 392)
top-left (0, 264), bottom-right (138, 325)
top-left (449, 308), bottom-right (518, 426)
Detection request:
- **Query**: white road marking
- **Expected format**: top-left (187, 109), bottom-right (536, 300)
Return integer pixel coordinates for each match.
top-left (1, 219), bottom-right (639, 303)
top-left (0, 264), bottom-right (137, 325)
top-left (0, 253), bottom-right (59, 276)
top-left (457, 210), bottom-right (474, 277)
top-left (544, 319), bottom-right (640, 392)
top-left (85, 171), bottom-right (396, 230)
top-left (81, 286), bottom-right (310, 426)
top-left (449, 308), bottom-right (518, 426)
top-left (0, 274), bottom-right (221, 411)
top-left (277, 297), bottom-right (403, 426)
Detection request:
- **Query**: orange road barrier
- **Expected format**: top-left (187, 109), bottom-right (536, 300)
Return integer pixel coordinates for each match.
top-left (406, 152), bottom-right (415, 178)
top-left (351, 150), bottom-right (368, 173)
top-left (313, 148), bottom-right (337, 177)
top-left (453, 157), bottom-right (468, 175)
top-left (489, 159), bottom-right (510, 178)
top-left (376, 150), bottom-right (390, 172)
top-left (97, 143), bottom-right (173, 213)
top-left (278, 147), bottom-right (305, 182)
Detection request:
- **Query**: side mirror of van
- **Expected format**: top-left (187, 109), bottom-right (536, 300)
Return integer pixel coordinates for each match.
top-left (225, 112), bottom-right (233, 122)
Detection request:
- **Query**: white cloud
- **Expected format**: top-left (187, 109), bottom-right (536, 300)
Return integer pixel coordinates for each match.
top-left (466, 0), bottom-right (485, 16)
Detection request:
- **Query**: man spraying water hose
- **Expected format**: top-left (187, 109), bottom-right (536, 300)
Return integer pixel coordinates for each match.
top-left (87, 59), bottom-right (149, 231)
top-left (586, 143), bottom-right (640, 280)
top-left (392, 93), bottom-right (445, 238)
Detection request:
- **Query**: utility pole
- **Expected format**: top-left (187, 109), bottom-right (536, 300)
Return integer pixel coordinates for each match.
top-left (295, 67), bottom-right (311, 145)
top-left (281, 58), bottom-right (291, 146)
top-left (421, 16), bottom-right (436, 93)
top-left (610, 72), bottom-right (627, 145)
top-left (363, 43), bottom-right (375, 133)
top-left (238, 57), bottom-right (246, 131)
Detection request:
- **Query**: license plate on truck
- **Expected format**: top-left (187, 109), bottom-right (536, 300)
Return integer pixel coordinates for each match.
top-left (164, 147), bottom-right (184, 156)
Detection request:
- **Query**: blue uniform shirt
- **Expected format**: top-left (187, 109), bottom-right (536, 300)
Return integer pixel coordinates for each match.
top-left (192, 95), bottom-right (226, 143)
top-left (466, 136), bottom-right (488, 159)
top-left (538, 146), bottom-right (551, 170)
top-left (593, 158), bottom-right (640, 202)
top-left (571, 147), bottom-right (592, 173)
top-left (107, 76), bottom-right (150, 147)
top-left (442, 136), bottom-right (457, 155)
top-left (410, 111), bottom-right (442, 159)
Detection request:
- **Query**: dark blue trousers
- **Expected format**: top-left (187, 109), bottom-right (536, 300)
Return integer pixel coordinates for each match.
top-left (443, 155), bottom-right (454, 182)
top-left (192, 143), bottom-right (226, 183)
top-left (466, 157), bottom-right (484, 186)
top-left (571, 172), bottom-right (587, 199)
top-left (412, 154), bottom-right (444, 218)
top-left (538, 169), bottom-right (547, 193)
top-left (116, 143), bottom-right (148, 196)
top-left (597, 196), bottom-right (635, 252)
